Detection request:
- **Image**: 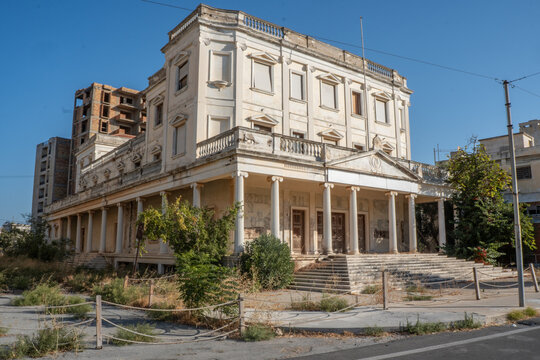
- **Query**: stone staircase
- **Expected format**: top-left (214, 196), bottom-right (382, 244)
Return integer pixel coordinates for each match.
top-left (67, 252), bottom-right (109, 270)
top-left (289, 253), bottom-right (516, 293)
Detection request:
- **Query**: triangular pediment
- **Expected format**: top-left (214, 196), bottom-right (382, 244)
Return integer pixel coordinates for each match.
top-left (247, 114), bottom-right (279, 127)
top-left (249, 52), bottom-right (279, 64)
top-left (326, 150), bottom-right (420, 180)
top-left (170, 114), bottom-right (187, 127)
top-left (318, 128), bottom-right (344, 141)
top-left (317, 73), bottom-right (341, 84)
top-left (373, 91), bottom-right (392, 101)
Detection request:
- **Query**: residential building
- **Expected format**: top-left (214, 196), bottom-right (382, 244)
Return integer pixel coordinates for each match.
top-left (31, 137), bottom-right (71, 219)
top-left (480, 119), bottom-right (540, 262)
top-left (43, 5), bottom-right (450, 271)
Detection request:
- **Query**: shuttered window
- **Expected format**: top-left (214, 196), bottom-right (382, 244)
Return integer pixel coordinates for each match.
top-left (321, 82), bottom-right (336, 109)
top-left (253, 61), bottom-right (272, 92)
top-left (290, 72), bottom-right (304, 100)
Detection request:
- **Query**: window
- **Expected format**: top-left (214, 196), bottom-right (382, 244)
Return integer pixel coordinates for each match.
top-left (102, 92), bottom-right (110, 103)
top-left (208, 117), bottom-right (229, 137)
top-left (253, 61), bottom-right (272, 92)
top-left (292, 131), bottom-right (305, 139)
top-left (81, 120), bottom-right (87, 133)
top-left (102, 105), bottom-right (110, 118)
top-left (134, 161), bottom-right (141, 168)
top-left (517, 166), bottom-right (532, 180)
top-left (120, 96), bottom-right (133, 105)
top-left (354, 144), bottom-right (365, 151)
top-left (352, 91), bottom-right (362, 116)
top-left (375, 99), bottom-right (388, 123)
top-left (120, 111), bottom-right (132, 120)
top-left (254, 124), bottom-right (272, 133)
top-left (80, 137), bottom-right (85, 145)
top-left (177, 62), bottom-right (188, 91)
top-left (290, 72), bottom-right (305, 100)
top-left (153, 152), bottom-right (161, 162)
top-left (155, 103), bottom-right (163, 127)
top-left (100, 121), bottom-right (108, 133)
top-left (173, 123), bottom-right (186, 156)
top-left (321, 81), bottom-right (337, 109)
top-left (211, 53), bottom-right (231, 82)
top-left (322, 138), bottom-right (337, 145)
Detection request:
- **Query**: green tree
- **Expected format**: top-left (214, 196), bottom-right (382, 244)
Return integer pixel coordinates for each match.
top-left (137, 197), bottom-right (239, 310)
top-left (447, 142), bottom-right (535, 264)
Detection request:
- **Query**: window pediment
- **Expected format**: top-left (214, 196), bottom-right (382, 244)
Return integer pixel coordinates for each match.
top-left (170, 114), bottom-right (187, 127)
top-left (373, 91), bottom-right (392, 101)
top-left (151, 94), bottom-right (165, 105)
top-left (249, 52), bottom-right (279, 65)
top-left (317, 73), bottom-right (341, 85)
top-left (103, 169), bottom-right (111, 178)
top-left (173, 51), bottom-right (190, 65)
top-left (116, 161), bottom-right (125, 171)
top-left (131, 153), bottom-right (142, 163)
top-left (318, 128), bottom-right (344, 141)
top-left (247, 114), bottom-right (279, 127)
top-left (150, 145), bottom-right (162, 155)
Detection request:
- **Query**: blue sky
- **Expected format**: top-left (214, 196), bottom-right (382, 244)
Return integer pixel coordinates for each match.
top-left (1, 0), bottom-right (539, 223)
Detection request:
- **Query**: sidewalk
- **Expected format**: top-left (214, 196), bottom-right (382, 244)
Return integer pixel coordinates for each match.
top-left (245, 289), bottom-right (540, 333)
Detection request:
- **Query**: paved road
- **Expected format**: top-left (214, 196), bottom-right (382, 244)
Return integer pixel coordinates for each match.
top-left (291, 318), bottom-right (540, 360)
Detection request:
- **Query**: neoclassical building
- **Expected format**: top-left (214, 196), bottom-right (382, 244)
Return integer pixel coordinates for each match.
top-left (44, 5), bottom-right (450, 272)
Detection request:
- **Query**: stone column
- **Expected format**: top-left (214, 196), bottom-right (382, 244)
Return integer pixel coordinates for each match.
top-left (66, 216), bottom-right (72, 240)
top-left (191, 183), bottom-right (202, 208)
top-left (75, 214), bottom-right (81, 253)
top-left (406, 194), bottom-right (417, 253)
top-left (115, 203), bottom-right (124, 254)
top-left (438, 198), bottom-right (446, 250)
top-left (386, 191), bottom-right (398, 253)
top-left (348, 186), bottom-right (360, 255)
top-left (322, 183), bottom-right (334, 255)
top-left (159, 192), bottom-right (169, 255)
top-left (136, 197), bottom-right (144, 215)
top-left (99, 207), bottom-right (107, 253)
top-left (86, 211), bottom-right (94, 253)
top-left (269, 176), bottom-right (283, 239)
top-left (233, 171), bottom-right (248, 253)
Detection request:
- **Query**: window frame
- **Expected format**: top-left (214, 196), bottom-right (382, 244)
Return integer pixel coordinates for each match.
top-left (517, 165), bottom-right (532, 180)
top-left (374, 98), bottom-right (389, 124)
top-left (319, 80), bottom-right (338, 111)
top-left (207, 115), bottom-right (230, 138)
top-left (249, 53), bottom-right (278, 95)
top-left (176, 61), bottom-right (189, 93)
top-left (289, 70), bottom-right (306, 102)
top-left (351, 91), bottom-right (364, 117)
top-left (170, 115), bottom-right (187, 157)
top-left (154, 102), bottom-right (163, 128)
top-left (209, 50), bottom-right (233, 84)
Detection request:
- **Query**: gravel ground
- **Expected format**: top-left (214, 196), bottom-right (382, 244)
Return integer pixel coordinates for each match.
top-left (0, 294), bottom-right (400, 359)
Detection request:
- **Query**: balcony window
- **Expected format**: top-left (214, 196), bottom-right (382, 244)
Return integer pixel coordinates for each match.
top-left (120, 111), bottom-right (132, 120)
top-left (120, 96), bottom-right (133, 105)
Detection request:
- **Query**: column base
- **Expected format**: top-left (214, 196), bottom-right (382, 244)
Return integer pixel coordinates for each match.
top-left (157, 264), bottom-right (164, 274)
top-left (348, 251), bottom-right (360, 255)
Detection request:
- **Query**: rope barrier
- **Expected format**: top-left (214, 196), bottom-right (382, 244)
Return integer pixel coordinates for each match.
top-left (127, 274), bottom-right (178, 282)
top-left (102, 328), bottom-right (237, 345)
top-left (101, 299), bottom-right (236, 312)
top-left (479, 281), bottom-right (519, 289)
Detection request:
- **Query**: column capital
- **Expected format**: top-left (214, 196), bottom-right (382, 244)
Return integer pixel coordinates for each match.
top-left (190, 182), bottom-right (204, 189)
top-left (405, 194), bottom-right (417, 199)
top-left (268, 176), bottom-right (283, 183)
top-left (116, 202), bottom-right (123, 208)
top-left (347, 186), bottom-right (360, 192)
top-left (385, 191), bottom-right (398, 197)
top-left (101, 206), bottom-right (108, 211)
top-left (136, 197), bottom-right (145, 202)
top-left (320, 182), bottom-right (334, 189)
top-left (159, 191), bottom-right (169, 197)
top-left (232, 171), bottom-right (249, 178)
top-left (87, 210), bottom-right (94, 215)
top-left (76, 213), bottom-right (81, 218)
top-left (437, 197), bottom-right (447, 202)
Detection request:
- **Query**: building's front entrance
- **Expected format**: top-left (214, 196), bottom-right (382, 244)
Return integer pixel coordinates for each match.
top-left (292, 209), bottom-right (306, 253)
top-left (317, 212), bottom-right (346, 253)
top-left (358, 214), bottom-right (366, 252)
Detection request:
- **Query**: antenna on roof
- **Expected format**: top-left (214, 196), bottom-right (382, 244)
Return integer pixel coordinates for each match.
top-left (360, 17), bottom-right (371, 150)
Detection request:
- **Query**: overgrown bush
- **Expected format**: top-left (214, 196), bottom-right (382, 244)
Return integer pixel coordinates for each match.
top-left (361, 285), bottom-right (380, 294)
top-left (240, 234), bottom-right (294, 290)
top-left (402, 318), bottom-right (446, 335)
top-left (242, 325), bottom-right (275, 342)
top-left (0, 326), bottom-right (82, 359)
top-left (364, 326), bottom-right (385, 337)
top-left (12, 284), bottom-right (91, 317)
top-left (0, 256), bottom-right (66, 291)
top-left (92, 278), bottom-right (147, 305)
top-left (449, 313), bottom-right (481, 330)
top-left (507, 307), bottom-right (538, 321)
top-left (319, 295), bottom-right (349, 312)
top-left (111, 323), bottom-right (157, 346)
top-left (290, 294), bottom-right (319, 311)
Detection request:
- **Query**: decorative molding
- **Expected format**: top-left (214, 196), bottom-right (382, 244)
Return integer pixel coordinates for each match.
top-left (320, 183), bottom-right (334, 189)
top-left (405, 194), bottom-right (417, 199)
top-left (268, 176), bottom-right (283, 183)
top-left (308, 65), bottom-right (316, 73)
top-left (173, 51), bottom-right (190, 65)
top-left (232, 171), bottom-right (249, 178)
top-left (369, 156), bottom-right (382, 174)
top-left (385, 191), bottom-right (399, 197)
top-left (249, 52), bottom-right (279, 64)
top-left (90, 174), bottom-right (99, 185)
top-left (317, 72), bottom-right (341, 84)
top-left (199, 37), bottom-right (211, 46)
top-left (247, 114), bottom-right (279, 127)
top-left (150, 145), bottom-right (162, 155)
top-left (151, 94), bottom-right (165, 105)
top-left (131, 153), bottom-right (142, 163)
top-left (372, 91), bottom-right (392, 101)
top-left (116, 161), bottom-right (125, 171)
top-left (170, 114), bottom-right (187, 127)
top-left (103, 169), bottom-right (111, 178)
top-left (284, 57), bottom-right (292, 65)
top-left (345, 78), bottom-right (353, 85)
top-left (236, 42), bottom-right (247, 51)
top-left (318, 128), bottom-right (344, 141)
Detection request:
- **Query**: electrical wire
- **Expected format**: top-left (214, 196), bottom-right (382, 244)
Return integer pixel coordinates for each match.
top-left (509, 71), bottom-right (540, 83)
top-left (513, 85), bottom-right (540, 99)
top-left (140, 0), bottom-right (193, 12)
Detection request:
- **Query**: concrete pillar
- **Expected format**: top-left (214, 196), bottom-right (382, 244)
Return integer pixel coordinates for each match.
top-left (136, 197), bottom-right (144, 215)
top-left (86, 211), bottom-right (94, 253)
top-left (233, 171), bottom-right (248, 253)
top-left (348, 186), bottom-right (360, 255)
top-left (438, 198), bottom-right (446, 250)
top-left (115, 203), bottom-right (124, 254)
top-left (75, 214), bottom-right (81, 253)
top-left (386, 191), bottom-right (398, 253)
top-left (322, 183), bottom-right (334, 255)
top-left (269, 176), bottom-right (283, 239)
top-left (99, 207), bottom-right (107, 253)
top-left (406, 194), bottom-right (417, 253)
top-left (66, 216), bottom-right (72, 240)
top-left (191, 183), bottom-right (202, 208)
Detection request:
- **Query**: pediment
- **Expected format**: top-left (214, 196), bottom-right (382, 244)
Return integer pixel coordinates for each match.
top-left (173, 51), bottom-right (190, 65)
top-left (373, 91), bottom-right (392, 101)
top-left (319, 128), bottom-right (344, 141)
top-left (249, 52), bottom-right (279, 64)
top-left (170, 114), bottom-right (187, 127)
top-left (317, 73), bottom-right (341, 84)
top-left (247, 114), bottom-right (279, 127)
top-left (150, 145), bottom-right (162, 155)
top-left (327, 150), bottom-right (420, 181)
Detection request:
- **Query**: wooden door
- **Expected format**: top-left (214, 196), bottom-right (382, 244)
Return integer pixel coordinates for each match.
top-left (358, 214), bottom-right (366, 252)
top-left (317, 211), bottom-right (323, 251)
top-left (292, 210), bottom-right (305, 253)
top-left (332, 213), bottom-right (346, 253)
top-left (81, 228), bottom-right (86, 252)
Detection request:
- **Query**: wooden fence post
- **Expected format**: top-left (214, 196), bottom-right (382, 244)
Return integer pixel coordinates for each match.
top-left (95, 295), bottom-right (102, 349)
top-left (382, 270), bottom-right (388, 310)
top-left (123, 275), bottom-right (129, 289)
top-left (531, 264), bottom-right (539, 293)
top-left (238, 293), bottom-right (245, 336)
top-left (148, 280), bottom-right (155, 307)
top-left (473, 267), bottom-right (481, 300)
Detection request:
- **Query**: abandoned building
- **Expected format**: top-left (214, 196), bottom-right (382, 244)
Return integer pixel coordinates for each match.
top-left (40, 4), bottom-right (453, 274)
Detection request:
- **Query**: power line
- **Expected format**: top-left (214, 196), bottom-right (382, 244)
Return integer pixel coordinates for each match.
top-left (0, 175), bottom-right (33, 178)
top-left (513, 85), bottom-right (540, 99)
top-left (510, 71), bottom-right (540, 83)
top-left (140, 0), bottom-right (193, 11)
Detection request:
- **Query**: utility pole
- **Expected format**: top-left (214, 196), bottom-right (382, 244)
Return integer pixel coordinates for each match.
top-left (503, 80), bottom-right (525, 307)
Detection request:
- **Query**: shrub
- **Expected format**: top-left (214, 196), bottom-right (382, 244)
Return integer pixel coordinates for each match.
top-left (111, 323), bottom-right (157, 346)
top-left (361, 285), bottom-right (380, 294)
top-left (240, 234), bottom-right (294, 290)
top-left (243, 325), bottom-right (275, 342)
top-left (0, 326), bottom-right (82, 359)
top-left (507, 307), bottom-right (538, 321)
top-left (290, 294), bottom-right (319, 311)
top-left (449, 313), bottom-right (482, 330)
top-left (12, 284), bottom-right (91, 317)
top-left (402, 317), bottom-right (446, 335)
top-left (319, 295), bottom-right (349, 312)
top-left (147, 302), bottom-right (181, 322)
top-left (523, 307), bottom-right (538, 317)
top-left (404, 294), bottom-right (433, 301)
top-left (364, 326), bottom-right (385, 337)
top-left (92, 278), bottom-right (147, 305)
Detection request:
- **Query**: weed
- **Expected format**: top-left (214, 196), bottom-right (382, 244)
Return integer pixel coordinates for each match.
top-left (361, 285), bottom-right (380, 294)
top-left (402, 317), bottom-right (446, 335)
top-left (364, 326), bottom-right (385, 337)
top-left (12, 284), bottom-right (91, 317)
top-left (523, 307), bottom-right (538, 317)
top-left (0, 325), bottom-right (82, 359)
top-left (405, 283), bottom-right (427, 293)
top-left (319, 296), bottom-right (349, 312)
top-left (147, 302), bottom-right (182, 322)
top-left (111, 323), bottom-right (157, 346)
top-left (507, 307), bottom-right (538, 321)
top-left (243, 325), bottom-right (275, 342)
top-left (0, 327), bottom-right (7, 337)
top-left (92, 278), bottom-right (147, 306)
top-left (449, 313), bottom-right (482, 330)
top-left (290, 294), bottom-right (319, 311)
top-left (404, 294), bottom-right (433, 301)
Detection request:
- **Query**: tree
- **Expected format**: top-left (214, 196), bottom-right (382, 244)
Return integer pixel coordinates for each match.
top-left (447, 142), bottom-right (535, 264)
top-left (137, 197), bottom-right (239, 310)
